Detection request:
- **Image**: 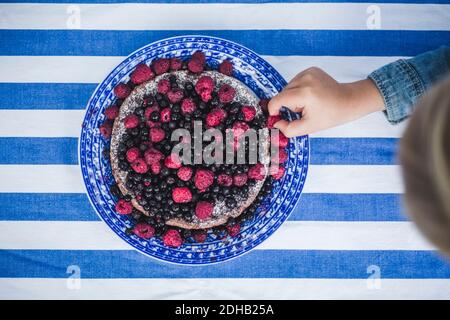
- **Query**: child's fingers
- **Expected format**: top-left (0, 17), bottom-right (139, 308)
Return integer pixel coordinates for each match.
top-left (273, 119), bottom-right (312, 137)
top-left (268, 89), bottom-right (304, 116)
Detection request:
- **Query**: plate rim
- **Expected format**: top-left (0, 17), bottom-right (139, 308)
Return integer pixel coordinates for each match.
top-left (78, 34), bottom-right (310, 265)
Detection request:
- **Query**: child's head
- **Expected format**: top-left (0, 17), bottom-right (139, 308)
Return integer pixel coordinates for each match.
top-left (400, 75), bottom-right (450, 257)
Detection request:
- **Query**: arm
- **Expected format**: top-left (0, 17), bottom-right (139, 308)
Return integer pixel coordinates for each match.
top-left (269, 46), bottom-right (450, 137)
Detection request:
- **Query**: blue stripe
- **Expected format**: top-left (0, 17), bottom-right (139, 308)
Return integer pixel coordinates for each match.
top-left (0, 137), bottom-right (397, 165)
top-left (310, 138), bottom-right (398, 165)
top-left (294, 193), bottom-right (406, 221)
top-left (0, 83), bottom-right (94, 110)
top-left (0, 250), bottom-right (448, 278)
top-left (0, 138), bottom-right (78, 165)
top-left (1, 30), bottom-right (449, 57)
top-left (1, 0), bottom-right (448, 3)
top-left (0, 193), bottom-right (405, 221)
top-left (0, 194), bottom-right (96, 221)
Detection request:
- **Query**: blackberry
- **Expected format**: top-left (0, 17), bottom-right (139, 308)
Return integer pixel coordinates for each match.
top-left (155, 93), bottom-right (164, 101)
top-left (110, 184), bottom-right (120, 197)
top-left (169, 74), bottom-right (177, 84)
top-left (172, 204), bottom-right (180, 212)
top-left (169, 121), bottom-right (177, 130)
top-left (185, 82), bottom-right (194, 91)
top-left (226, 198), bottom-right (237, 208)
top-left (171, 113), bottom-right (180, 121)
top-left (150, 111), bottom-right (160, 122)
top-left (167, 176), bottom-right (176, 185)
top-left (119, 161), bottom-right (130, 171)
top-left (135, 107), bottom-right (145, 117)
top-left (159, 99), bottom-right (169, 108)
top-left (172, 104), bottom-right (181, 113)
top-left (139, 143), bottom-right (148, 152)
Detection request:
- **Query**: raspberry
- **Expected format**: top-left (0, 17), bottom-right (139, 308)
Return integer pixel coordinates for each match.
top-left (104, 105), bottom-right (119, 120)
top-left (157, 79), bottom-right (170, 94)
top-left (177, 166), bottom-right (193, 181)
top-left (195, 201), bottom-right (214, 220)
top-left (172, 187), bottom-right (193, 203)
top-left (114, 83), bottom-right (131, 99)
top-left (188, 58), bottom-right (204, 73)
top-left (271, 131), bottom-right (289, 148)
top-left (131, 158), bottom-right (148, 174)
top-left (164, 153), bottom-right (182, 169)
top-left (267, 115), bottom-right (281, 129)
top-left (149, 127), bottom-right (166, 142)
top-left (232, 121), bottom-right (250, 139)
top-left (130, 63), bottom-right (154, 85)
top-left (144, 104), bottom-right (160, 119)
top-left (270, 165), bottom-right (285, 180)
top-left (124, 114), bottom-right (139, 129)
top-left (115, 199), bottom-right (133, 215)
top-left (181, 98), bottom-right (196, 114)
top-left (99, 121), bottom-right (112, 139)
top-left (167, 89), bottom-right (184, 104)
top-left (150, 161), bottom-right (161, 174)
top-left (193, 230), bottom-right (207, 243)
top-left (218, 84), bottom-right (236, 103)
top-left (248, 163), bottom-right (266, 180)
top-left (219, 59), bottom-right (233, 76)
top-left (194, 169), bottom-right (214, 191)
top-left (241, 105), bottom-right (256, 122)
top-left (271, 148), bottom-right (288, 164)
top-left (259, 99), bottom-right (270, 114)
top-left (217, 173), bottom-right (233, 186)
top-left (170, 57), bottom-right (182, 71)
top-left (152, 58), bottom-right (170, 75)
top-left (163, 229), bottom-right (183, 247)
top-left (233, 173), bottom-right (248, 187)
top-left (133, 222), bottom-right (155, 239)
top-left (160, 107), bottom-right (171, 123)
top-left (206, 108), bottom-right (226, 127)
top-left (144, 148), bottom-right (163, 165)
top-left (195, 76), bottom-right (215, 102)
top-left (192, 51), bottom-right (206, 64)
top-left (126, 147), bottom-right (140, 163)
top-left (227, 223), bottom-right (241, 237)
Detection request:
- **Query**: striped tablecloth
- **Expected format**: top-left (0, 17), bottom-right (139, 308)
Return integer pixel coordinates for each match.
top-left (1, 0), bottom-right (450, 300)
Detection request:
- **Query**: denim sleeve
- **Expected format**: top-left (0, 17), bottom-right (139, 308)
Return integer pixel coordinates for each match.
top-left (368, 46), bottom-right (450, 124)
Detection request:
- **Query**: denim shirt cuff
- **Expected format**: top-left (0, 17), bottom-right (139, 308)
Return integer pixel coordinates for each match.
top-left (368, 59), bottom-right (426, 124)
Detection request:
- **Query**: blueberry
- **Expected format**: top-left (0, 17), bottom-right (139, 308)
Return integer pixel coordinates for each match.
top-left (150, 111), bottom-right (160, 122)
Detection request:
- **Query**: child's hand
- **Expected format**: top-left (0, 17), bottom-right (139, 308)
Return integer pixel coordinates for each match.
top-left (268, 67), bottom-right (385, 137)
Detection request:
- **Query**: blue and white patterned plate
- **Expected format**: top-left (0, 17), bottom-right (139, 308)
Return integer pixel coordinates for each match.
top-left (79, 35), bottom-right (309, 265)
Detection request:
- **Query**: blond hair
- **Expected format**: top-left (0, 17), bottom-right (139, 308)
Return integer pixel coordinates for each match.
top-left (400, 75), bottom-right (450, 256)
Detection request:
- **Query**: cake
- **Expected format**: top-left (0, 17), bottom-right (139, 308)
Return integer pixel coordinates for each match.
top-left (99, 51), bottom-right (288, 247)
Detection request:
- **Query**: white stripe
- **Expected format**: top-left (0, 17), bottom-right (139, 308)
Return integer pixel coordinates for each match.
top-left (1, 3), bottom-right (449, 30)
top-left (0, 110), bottom-right (83, 138)
top-left (0, 221), bottom-right (432, 250)
top-left (0, 55), bottom-right (404, 84)
top-left (309, 112), bottom-right (407, 138)
top-left (0, 165), bottom-right (403, 193)
top-left (303, 165), bottom-right (403, 194)
top-left (1, 278), bottom-right (449, 299)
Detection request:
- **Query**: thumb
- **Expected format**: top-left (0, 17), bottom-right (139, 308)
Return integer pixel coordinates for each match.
top-left (273, 118), bottom-right (312, 138)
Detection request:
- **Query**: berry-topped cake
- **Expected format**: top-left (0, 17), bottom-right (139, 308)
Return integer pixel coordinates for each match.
top-left (99, 51), bottom-right (289, 247)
